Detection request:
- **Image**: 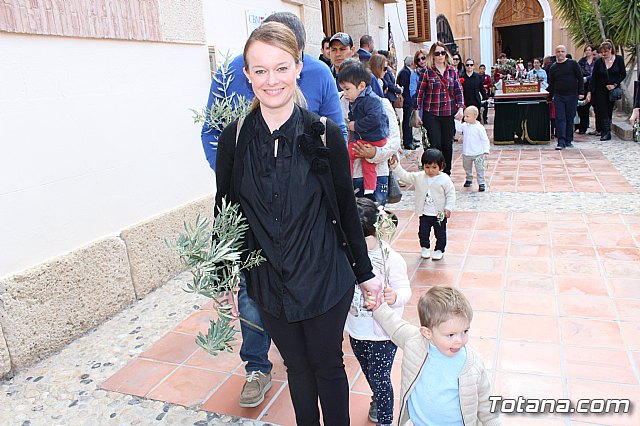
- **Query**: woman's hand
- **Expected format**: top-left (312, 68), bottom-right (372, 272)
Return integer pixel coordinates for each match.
top-left (606, 84), bottom-right (616, 91)
top-left (444, 209), bottom-right (451, 218)
top-left (389, 154), bottom-right (398, 170)
top-left (352, 141), bottom-right (377, 159)
top-left (226, 291), bottom-right (239, 318)
top-left (383, 287), bottom-right (397, 305)
top-left (454, 108), bottom-right (464, 121)
top-left (360, 277), bottom-right (382, 310)
top-left (348, 121), bottom-right (356, 131)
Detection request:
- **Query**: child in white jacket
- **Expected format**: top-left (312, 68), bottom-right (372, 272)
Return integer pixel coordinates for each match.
top-left (345, 198), bottom-right (411, 426)
top-left (456, 105), bottom-right (490, 192)
top-left (390, 148), bottom-right (456, 260)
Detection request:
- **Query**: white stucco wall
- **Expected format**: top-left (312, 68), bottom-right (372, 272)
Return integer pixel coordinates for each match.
top-left (203, 0), bottom-right (300, 58)
top-left (0, 32), bottom-right (214, 277)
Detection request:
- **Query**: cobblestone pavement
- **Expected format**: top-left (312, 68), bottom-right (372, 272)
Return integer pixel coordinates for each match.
top-left (1, 121), bottom-right (638, 426)
top-left (0, 275), bottom-right (268, 426)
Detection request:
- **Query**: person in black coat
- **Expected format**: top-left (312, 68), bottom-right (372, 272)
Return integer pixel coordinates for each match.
top-left (460, 59), bottom-right (488, 111)
top-left (216, 22), bottom-right (382, 426)
top-left (396, 56), bottom-right (415, 149)
top-left (586, 40), bottom-right (627, 140)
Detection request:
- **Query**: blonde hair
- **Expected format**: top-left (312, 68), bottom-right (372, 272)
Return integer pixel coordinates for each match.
top-left (418, 286), bottom-right (473, 329)
top-left (243, 21), bottom-right (307, 111)
top-left (413, 49), bottom-right (428, 68)
top-left (465, 105), bottom-right (479, 118)
top-left (369, 53), bottom-right (387, 78)
top-left (426, 42), bottom-right (453, 69)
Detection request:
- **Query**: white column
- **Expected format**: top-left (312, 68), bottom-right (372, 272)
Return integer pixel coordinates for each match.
top-left (544, 16), bottom-right (553, 55)
top-left (480, 24), bottom-right (493, 69)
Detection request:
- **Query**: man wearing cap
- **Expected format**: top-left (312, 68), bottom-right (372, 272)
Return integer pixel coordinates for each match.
top-left (329, 32), bottom-right (383, 97)
top-left (357, 34), bottom-right (374, 63)
top-left (199, 12), bottom-right (346, 410)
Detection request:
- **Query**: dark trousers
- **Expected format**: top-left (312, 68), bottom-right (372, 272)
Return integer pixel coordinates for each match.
top-left (419, 215), bottom-right (447, 251)
top-left (423, 112), bottom-right (455, 175)
top-left (553, 94), bottom-right (578, 147)
top-left (350, 338), bottom-right (398, 424)
top-left (259, 287), bottom-right (354, 426)
top-left (576, 102), bottom-right (591, 133)
top-left (402, 106), bottom-right (413, 149)
top-left (481, 100), bottom-right (489, 124)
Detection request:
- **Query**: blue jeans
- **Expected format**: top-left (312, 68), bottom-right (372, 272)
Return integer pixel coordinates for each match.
top-left (238, 274), bottom-right (272, 373)
top-left (353, 175), bottom-right (389, 206)
top-left (554, 94), bottom-right (578, 147)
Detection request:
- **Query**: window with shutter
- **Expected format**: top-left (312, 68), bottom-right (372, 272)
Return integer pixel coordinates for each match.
top-left (406, 0), bottom-right (431, 43)
top-left (320, 0), bottom-right (344, 37)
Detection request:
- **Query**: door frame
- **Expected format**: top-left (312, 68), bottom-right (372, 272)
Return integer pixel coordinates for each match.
top-left (479, 0), bottom-right (552, 67)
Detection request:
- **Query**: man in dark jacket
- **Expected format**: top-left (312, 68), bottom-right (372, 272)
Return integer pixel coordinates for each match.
top-left (397, 56), bottom-right (415, 149)
top-left (548, 45), bottom-right (584, 150)
top-left (460, 59), bottom-right (488, 112)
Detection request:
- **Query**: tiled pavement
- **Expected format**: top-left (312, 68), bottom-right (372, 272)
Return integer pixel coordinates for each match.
top-left (3, 114), bottom-right (640, 426)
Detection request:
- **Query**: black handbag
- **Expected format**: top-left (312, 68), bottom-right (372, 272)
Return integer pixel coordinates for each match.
top-left (387, 170), bottom-right (403, 204)
top-left (606, 64), bottom-right (623, 102)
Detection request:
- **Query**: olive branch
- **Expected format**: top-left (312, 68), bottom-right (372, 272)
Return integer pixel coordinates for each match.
top-left (191, 51), bottom-right (251, 138)
top-left (168, 198), bottom-right (265, 356)
top-left (171, 49), bottom-right (258, 356)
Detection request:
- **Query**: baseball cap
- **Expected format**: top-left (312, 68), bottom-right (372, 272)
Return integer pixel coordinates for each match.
top-left (329, 32), bottom-right (353, 47)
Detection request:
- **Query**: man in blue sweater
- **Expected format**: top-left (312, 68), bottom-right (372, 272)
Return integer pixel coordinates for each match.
top-left (199, 12), bottom-right (345, 409)
top-left (200, 15), bottom-right (347, 171)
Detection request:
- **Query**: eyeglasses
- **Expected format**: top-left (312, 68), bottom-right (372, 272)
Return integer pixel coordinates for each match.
top-left (465, 63), bottom-right (474, 67)
top-left (453, 57), bottom-right (461, 61)
top-left (418, 56), bottom-right (426, 61)
top-left (433, 51), bottom-right (446, 57)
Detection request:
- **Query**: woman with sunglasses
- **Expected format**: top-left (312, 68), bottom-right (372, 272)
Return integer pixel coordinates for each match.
top-left (452, 52), bottom-right (464, 75)
top-left (460, 59), bottom-right (488, 113)
top-left (413, 42), bottom-right (465, 175)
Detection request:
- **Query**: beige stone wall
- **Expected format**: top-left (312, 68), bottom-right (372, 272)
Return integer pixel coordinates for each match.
top-left (0, 194), bottom-right (214, 378)
top-left (283, 0), bottom-right (324, 54)
top-left (121, 196), bottom-right (215, 298)
top-left (157, 0), bottom-right (205, 44)
top-left (437, 0), bottom-right (579, 66)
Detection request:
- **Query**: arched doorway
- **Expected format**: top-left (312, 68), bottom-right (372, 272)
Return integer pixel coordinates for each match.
top-left (479, 0), bottom-right (552, 68)
top-left (494, 0), bottom-right (543, 62)
top-left (436, 14), bottom-right (457, 55)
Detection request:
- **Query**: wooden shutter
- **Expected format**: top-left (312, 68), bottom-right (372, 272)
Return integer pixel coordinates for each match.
top-left (406, 0), bottom-right (431, 43)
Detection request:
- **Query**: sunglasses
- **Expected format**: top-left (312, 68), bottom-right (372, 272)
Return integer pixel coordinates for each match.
top-left (418, 56), bottom-right (426, 61)
top-left (465, 63), bottom-right (474, 67)
top-left (453, 57), bottom-right (461, 61)
top-left (433, 51), bottom-right (446, 57)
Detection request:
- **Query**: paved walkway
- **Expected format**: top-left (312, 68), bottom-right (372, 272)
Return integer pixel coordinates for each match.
top-left (2, 116), bottom-right (640, 426)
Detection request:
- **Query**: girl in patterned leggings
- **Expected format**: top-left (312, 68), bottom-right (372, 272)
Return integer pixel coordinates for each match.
top-left (345, 198), bottom-right (412, 425)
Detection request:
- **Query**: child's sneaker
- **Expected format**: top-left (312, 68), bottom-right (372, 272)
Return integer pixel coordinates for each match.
top-left (432, 250), bottom-right (444, 260)
top-left (479, 184), bottom-right (486, 192)
top-left (463, 180), bottom-right (472, 187)
top-left (421, 247), bottom-right (431, 258)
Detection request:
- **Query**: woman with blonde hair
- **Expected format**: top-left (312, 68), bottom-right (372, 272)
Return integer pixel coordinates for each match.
top-left (413, 42), bottom-right (464, 175)
top-left (215, 21), bottom-right (382, 425)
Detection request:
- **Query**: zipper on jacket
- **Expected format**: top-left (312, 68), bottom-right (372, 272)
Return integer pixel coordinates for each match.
top-left (399, 352), bottom-right (429, 425)
top-left (458, 377), bottom-right (466, 426)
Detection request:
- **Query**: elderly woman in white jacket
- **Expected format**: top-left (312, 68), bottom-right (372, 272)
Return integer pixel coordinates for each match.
top-left (339, 59), bottom-right (401, 206)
